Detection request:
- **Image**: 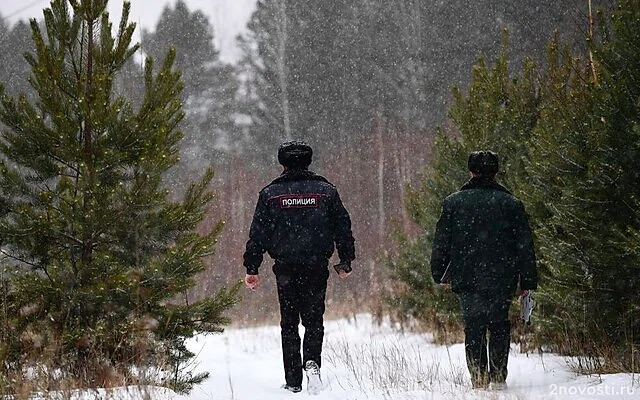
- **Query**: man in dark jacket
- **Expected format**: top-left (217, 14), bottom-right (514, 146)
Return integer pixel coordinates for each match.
top-left (243, 141), bottom-right (355, 394)
top-left (431, 151), bottom-right (538, 389)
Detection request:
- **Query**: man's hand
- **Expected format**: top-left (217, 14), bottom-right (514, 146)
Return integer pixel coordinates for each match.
top-left (333, 262), bottom-right (352, 279)
top-left (244, 274), bottom-right (260, 290)
top-left (338, 270), bottom-right (351, 279)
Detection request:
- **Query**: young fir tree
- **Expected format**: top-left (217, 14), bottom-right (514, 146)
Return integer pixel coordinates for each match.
top-left (526, 0), bottom-right (640, 370)
top-left (387, 33), bottom-right (540, 340)
top-left (522, 36), bottom-right (595, 357)
top-left (0, 0), bottom-right (238, 392)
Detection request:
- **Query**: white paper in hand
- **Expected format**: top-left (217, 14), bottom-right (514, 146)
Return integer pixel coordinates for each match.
top-left (520, 292), bottom-right (536, 325)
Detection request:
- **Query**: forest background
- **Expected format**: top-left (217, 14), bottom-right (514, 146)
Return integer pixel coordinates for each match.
top-left (1, 0), bottom-right (637, 388)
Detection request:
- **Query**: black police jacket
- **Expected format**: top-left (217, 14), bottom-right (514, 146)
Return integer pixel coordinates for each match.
top-left (243, 169), bottom-right (355, 274)
top-left (430, 176), bottom-right (538, 296)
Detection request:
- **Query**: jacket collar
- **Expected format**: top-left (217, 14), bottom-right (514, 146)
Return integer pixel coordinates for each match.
top-left (270, 168), bottom-right (331, 185)
top-left (460, 176), bottom-right (512, 195)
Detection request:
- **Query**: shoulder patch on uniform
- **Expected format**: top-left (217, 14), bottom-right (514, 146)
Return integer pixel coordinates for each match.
top-left (277, 194), bottom-right (319, 209)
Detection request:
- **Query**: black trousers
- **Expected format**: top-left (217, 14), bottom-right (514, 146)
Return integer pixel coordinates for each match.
top-left (274, 263), bottom-right (329, 386)
top-left (458, 292), bottom-right (512, 385)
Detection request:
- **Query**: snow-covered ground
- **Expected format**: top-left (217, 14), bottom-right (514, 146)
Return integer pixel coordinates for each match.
top-left (34, 314), bottom-right (639, 399)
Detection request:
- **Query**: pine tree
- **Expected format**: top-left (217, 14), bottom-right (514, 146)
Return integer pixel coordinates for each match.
top-left (0, 0), bottom-right (238, 392)
top-left (142, 0), bottom-right (219, 100)
top-left (142, 0), bottom-right (240, 185)
top-left (0, 20), bottom-right (34, 98)
top-left (526, 0), bottom-right (640, 370)
top-left (522, 35), bottom-right (595, 357)
top-left (237, 0), bottom-right (298, 167)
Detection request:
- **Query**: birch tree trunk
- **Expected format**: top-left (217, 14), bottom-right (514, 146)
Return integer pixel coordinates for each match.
top-left (391, 125), bottom-right (411, 233)
top-left (276, 0), bottom-right (291, 140)
top-left (376, 108), bottom-right (385, 243)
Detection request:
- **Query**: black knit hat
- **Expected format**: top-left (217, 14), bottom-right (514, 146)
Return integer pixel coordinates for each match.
top-left (278, 141), bottom-right (313, 168)
top-left (468, 150), bottom-right (499, 175)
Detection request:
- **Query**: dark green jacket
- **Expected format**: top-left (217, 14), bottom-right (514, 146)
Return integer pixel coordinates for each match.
top-left (431, 177), bottom-right (538, 296)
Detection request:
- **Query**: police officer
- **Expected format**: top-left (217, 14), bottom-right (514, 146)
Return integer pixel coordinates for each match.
top-left (431, 151), bottom-right (538, 390)
top-left (243, 141), bottom-right (356, 394)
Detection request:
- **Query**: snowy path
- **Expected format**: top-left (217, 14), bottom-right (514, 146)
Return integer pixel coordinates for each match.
top-left (35, 315), bottom-right (638, 399)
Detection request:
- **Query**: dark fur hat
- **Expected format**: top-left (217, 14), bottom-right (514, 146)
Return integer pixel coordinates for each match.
top-left (278, 141), bottom-right (313, 168)
top-left (468, 150), bottom-right (499, 175)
